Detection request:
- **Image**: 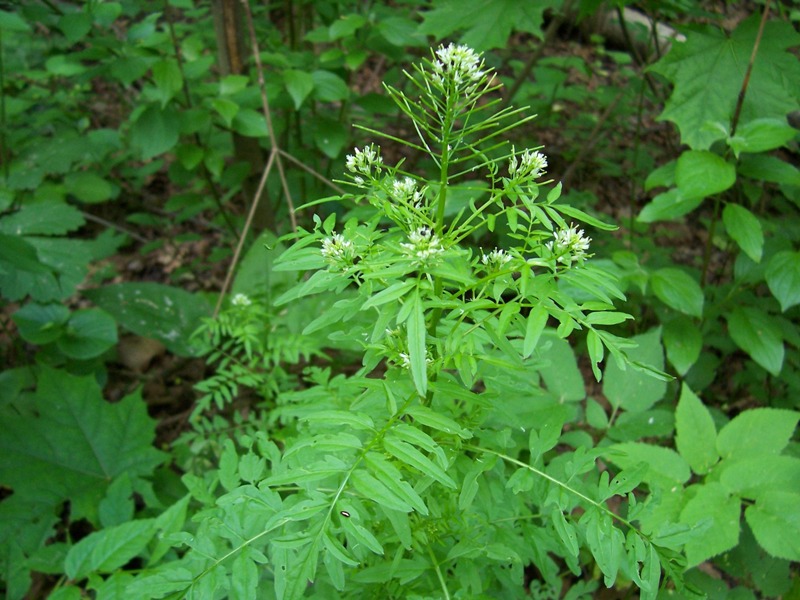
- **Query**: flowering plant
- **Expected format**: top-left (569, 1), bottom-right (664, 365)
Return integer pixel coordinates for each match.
top-left (182, 45), bottom-right (684, 599)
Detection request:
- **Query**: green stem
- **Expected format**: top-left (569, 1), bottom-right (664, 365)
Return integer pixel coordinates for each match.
top-left (427, 545), bottom-right (451, 600)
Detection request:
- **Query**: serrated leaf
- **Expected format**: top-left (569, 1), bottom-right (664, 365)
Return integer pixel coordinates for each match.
top-left (745, 492), bottom-right (800, 561)
top-left (675, 384), bottom-right (718, 475)
top-left (719, 456), bottom-right (800, 498)
top-left (716, 408), bottom-right (799, 461)
top-left (680, 482), bottom-right (741, 567)
top-left (65, 518), bottom-right (157, 580)
top-left (766, 251), bottom-right (800, 312)
top-left (651, 268), bottom-right (704, 317)
top-left (650, 17), bottom-right (800, 150)
top-left (726, 306), bottom-right (784, 376)
top-left (231, 549), bottom-right (259, 600)
top-left (723, 203), bottom-right (763, 262)
top-left (0, 201), bottom-right (85, 236)
top-left (605, 443), bottom-right (690, 488)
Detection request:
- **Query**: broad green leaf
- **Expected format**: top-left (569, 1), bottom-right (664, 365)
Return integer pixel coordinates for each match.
top-left (12, 302), bottom-right (70, 344)
top-left (64, 171), bottom-right (114, 204)
top-left (603, 462), bottom-right (648, 501)
top-left (312, 117), bottom-right (347, 159)
top-left (283, 70), bottom-right (315, 109)
top-left (152, 59), bottom-right (183, 107)
top-left (766, 251), bottom-right (800, 312)
top-left (675, 384), bottom-right (718, 475)
top-left (651, 268), bottom-right (704, 317)
top-left (745, 492), bottom-right (800, 561)
top-left (675, 150), bottom-right (736, 199)
top-left (662, 316), bottom-right (702, 375)
top-left (0, 368), bottom-right (165, 509)
top-left (0, 234), bottom-right (69, 301)
top-left (0, 9), bottom-right (31, 31)
top-left (418, 0), bottom-right (558, 50)
top-left (0, 200), bottom-right (84, 236)
top-left (232, 108), bottom-right (269, 138)
top-left (56, 308), bottom-right (118, 360)
top-left (738, 154), bottom-right (800, 186)
top-left (328, 14), bottom-right (366, 40)
top-left (211, 97), bottom-right (239, 126)
top-left (603, 328), bottom-right (666, 412)
top-left (312, 70), bottom-right (349, 102)
top-left (605, 443), bottom-right (690, 488)
top-left (717, 408), bottom-right (799, 460)
top-left (342, 520), bottom-right (384, 556)
top-left (550, 508), bottom-right (579, 558)
top-left (723, 203), bottom-right (763, 262)
top-left (84, 282), bottom-right (211, 356)
top-left (637, 188), bottom-right (703, 223)
top-left (650, 17), bottom-right (800, 150)
top-left (231, 549), bottom-right (260, 600)
top-left (538, 333), bottom-right (585, 402)
top-left (130, 103), bottom-right (180, 160)
top-left (719, 456), bottom-right (800, 498)
top-left (65, 518), bottom-right (157, 580)
top-left (383, 436), bottom-right (456, 489)
top-left (680, 482), bottom-right (741, 567)
top-left (729, 118), bottom-right (798, 156)
top-left (407, 291), bottom-right (427, 397)
top-left (726, 306), bottom-right (784, 376)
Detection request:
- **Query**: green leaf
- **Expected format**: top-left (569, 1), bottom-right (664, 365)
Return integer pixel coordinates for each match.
top-left (65, 518), bottom-right (157, 580)
top-left (312, 117), bottom-right (347, 159)
top-left (12, 302), bottom-right (70, 344)
top-left (717, 408), bottom-right (799, 461)
top-left (407, 291), bottom-right (427, 397)
top-left (419, 0), bottom-right (557, 50)
top-left (723, 203), bottom-right (763, 262)
top-left (0, 200), bottom-right (85, 235)
top-left (0, 9), bottom-right (32, 31)
top-left (550, 508), bottom-right (579, 558)
top-left (232, 108), bottom-right (269, 138)
top-left (662, 316), bottom-right (702, 375)
top-left (537, 333), bottom-right (585, 402)
top-left (56, 308), bottom-right (118, 360)
top-left (729, 118), bottom-right (798, 155)
top-left (745, 492), bottom-right (800, 561)
top-left (130, 104), bottom-right (180, 160)
top-left (0, 367), bottom-right (165, 508)
top-left (64, 171), bottom-right (114, 204)
top-left (680, 482), bottom-right (741, 567)
top-left (152, 59), bottom-right (183, 107)
top-left (0, 234), bottom-right (63, 302)
top-left (675, 384), bottom-right (718, 475)
top-left (351, 470), bottom-right (412, 513)
top-left (726, 306), bottom-right (784, 376)
top-left (364, 452), bottom-right (428, 515)
top-left (283, 70), bottom-right (315, 110)
top-left (720, 456), bottom-right (800, 498)
top-left (637, 188), bottom-right (703, 223)
top-left (84, 282), bottom-right (211, 356)
top-left (766, 251), bottom-right (800, 312)
top-left (651, 268), bottom-right (704, 317)
top-left (738, 154), bottom-right (800, 186)
top-left (362, 280), bottom-right (415, 310)
top-left (312, 70), bottom-right (349, 102)
top-left (605, 443), bottom-right (690, 488)
top-left (603, 328), bottom-right (666, 412)
top-left (404, 404), bottom-right (471, 439)
top-left (650, 17), bottom-right (800, 150)
top-left (675, 150), bottom-right (736, 199)
top-left (383, 436), bottom-right (456, 489)
top-left (522, 304), bottom-right (548, 358)
top-left (231, 549), bottom-right (260, 600)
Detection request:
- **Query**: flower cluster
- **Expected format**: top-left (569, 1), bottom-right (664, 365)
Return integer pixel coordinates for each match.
top-left (508, 148), bottom-right (548, 180)
top-left (345, 145), bottom-right (384, 185)
top-left (481, 248), bottom-right (512, 271)
top-left (321, 232), bottom-right (356, 268)
top-left (429, 43), bottom-right (486, 93)
top-left (546, 223), bottom-right (592, 266)
top-left (231, 293), bottom-right (252, 307)
top-left (401, 227), bottom-right (445, 264)
top-left (391, 177), bottom-right (425, 208)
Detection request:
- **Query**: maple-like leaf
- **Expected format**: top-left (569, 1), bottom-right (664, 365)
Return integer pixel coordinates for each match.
top-left (419, 0), bottom-right (561, 51)
top-left (650, 16), bottom-right (800, 150)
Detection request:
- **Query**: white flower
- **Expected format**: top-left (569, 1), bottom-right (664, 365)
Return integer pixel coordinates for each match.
top-left (321, 232), bottom-right (355, 267)
top-left (401, 226), bottom-right (445, 264)
top-left (546, 224), bottom-right (592, 266)
top-left (481, 248), bottom-right (512, 270)
top-left (231, 293), bottom-right (251, 307)
top-left (430, 44), bottom-right (486, 93)
top-left (391, 177), bottom-right (425, 207)
top-left (345, 145), bottom-right (384, 181)
top-left (508, 147), bottom-right (548, 179)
